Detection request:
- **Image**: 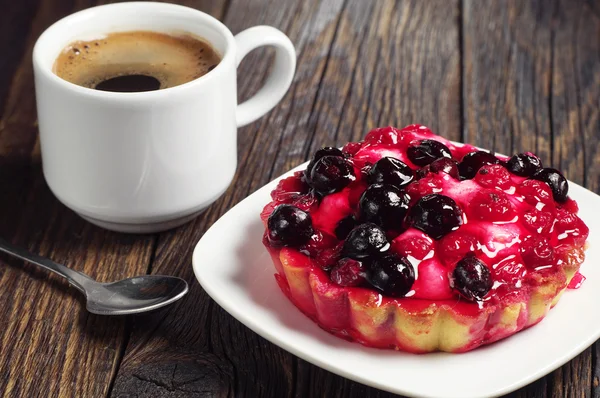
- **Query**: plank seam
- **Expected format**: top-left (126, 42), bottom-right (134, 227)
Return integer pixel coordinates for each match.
top-left (571, 6), bottom-right (587, 186)
top-left (360, 38), bottom-right (383, 137)
top-left (105, 317), bottom-right (131, 398)
top-left (302, 0), bottom-right (350, 162)
top-left (332, 1), bottom-right (375, 145)
top-left (548, 0), bottom-right (558, 167)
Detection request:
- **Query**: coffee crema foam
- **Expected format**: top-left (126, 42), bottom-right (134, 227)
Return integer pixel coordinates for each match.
top-left (53, 30), bottom-right (221, 91)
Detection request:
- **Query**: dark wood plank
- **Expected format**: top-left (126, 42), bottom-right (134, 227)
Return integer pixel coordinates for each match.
top-left (463, 0), bottom-right (553, 159)
top-left (0, 0), bottom-right (40, 117)
top-left (465, 0), bottom-right (600, 397)
top-left (551, 0), bottom-right (600, 194)
top-left (544, 0), bottom-right (599, 396)
top-left (0, 0), bottom-right (156, 397)
top-left (307, 0), bottom-right (462, 151)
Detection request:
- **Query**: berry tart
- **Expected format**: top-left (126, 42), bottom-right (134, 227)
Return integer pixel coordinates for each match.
top-left (260, 125), bottom-right (589, 353)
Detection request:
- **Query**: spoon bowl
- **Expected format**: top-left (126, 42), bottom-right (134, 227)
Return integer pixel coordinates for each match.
top-left (85, 275), bottom-right (189, 315)
top-left (0, 237), bottom-right (189, 315)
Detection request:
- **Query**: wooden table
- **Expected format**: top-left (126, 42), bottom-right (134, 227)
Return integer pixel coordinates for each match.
top-left (1, 0), bottom-right (599, 396)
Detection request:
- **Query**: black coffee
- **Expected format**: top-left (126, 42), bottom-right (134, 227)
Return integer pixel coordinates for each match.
top-left (95, 75), bottom-right (161, 93)
top-left (53, 30), bottom-right (221, 92)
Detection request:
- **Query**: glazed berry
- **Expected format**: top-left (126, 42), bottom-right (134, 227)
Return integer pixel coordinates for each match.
top-left (368, 157), bottom-right (414, 188)
top-left (391, 233), bottom-right (434, 260)
top-left (342, 141), bottom-right (362, 156)
top-left (474, 164), bottom-right (512, 189)
top-left (300, 230), bottom-right (338, 258)
top-left (429, 157), bottom-right (460, 179)
top-left (366, 253), bottom-right (415, 297)
top-left (267, 204), bottom-right (314, 247)
top-left (364, 126), bottom-right (401, 145)
top-left (458, 151), bottom-right (500, 180)
top-left (494, 257), bottom-right (527, 287)
top-left (359, 184), bottom-right (410, 231)
top-left (469, 191), bottom-right (515, 222)
top-left (273, 173), bottom-right (310, 198)
top-left (342, 223), bottom-right (389, 259)
top-left (522, 209), bottom-right (554, 235)
top-left (407, 194), bottom-right (463, 240)
top-left (520, 235), bottom-right (554, 269)
top-left (554, 209), bottom-right (589, 246)
top-left (518, 179), bottom-right (555, 208)
top-left (304, 147), bottom-right (344, 180)
top-left (451, 255), bottom-right (493, 301)
top-left (438, 230), bottom-right (479, 267)
top-left (405, 174), bottom-right (444, 202)
top-left (416, 158), bottom-right (460, 180)
top-left (407, 139), bottom-right (452, 166)
top-left (531, 167), bottom-right (569, 203)
top-left (330, 258), bottom-right (366, 287)
top-left (335, 215), bottom-right (357, 240)
top-left (309, 155), bottom-right (356, 195)
top-left (506, 152), bottom-right (542, 177)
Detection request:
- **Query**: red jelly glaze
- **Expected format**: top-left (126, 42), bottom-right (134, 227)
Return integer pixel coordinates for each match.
top-left (261, 125), bottom-right (589, 345)
top-left (568, 272), bottom-right (586, 289)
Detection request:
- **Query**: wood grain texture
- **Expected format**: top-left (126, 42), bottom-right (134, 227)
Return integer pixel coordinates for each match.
top-left (0, 0), bottom-right (598, 397)
top-left (463, 0), bottom-right (553, 159)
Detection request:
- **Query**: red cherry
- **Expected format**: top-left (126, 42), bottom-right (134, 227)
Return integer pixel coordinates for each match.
top-left (273, 172), bottom-right (309, 195)
top-left (405, 174), bottom-right (444, 204)
top-left (260, 202), bottom-right (279, 224)
top-left (400, 124), bottom-right (434, 137)
top-left (364, 126), bottom-right (402, 145)
top-left (300, 230), bottom-right (338, 258)
top-left (561, 198), bottom-right (579, 213)
top-left (438, 229), bottom-right (480, 267)
top-left (314, 243), bottom-right (344, 270)
top-left (518, 179), bottom-right (555, 209)
top-left (474, 164), bottom-right (512, 189)
top-left (494, 256), bottom-right (527, 286)
top-left (330, 258), bottom-right (366, 287)
top-left (391, 233), bottom-right (434, 260)
top-left (554, 209), bottom-right (589, 246)
top-left (469, 191), bottom-right (515, 222)
top-left (416, 158), bottom-right (460, 180)
top-left (520, 235), bottom-right (554, 269)
top-left (429, 158), bottom-right (460, 179)
top-left (522, 208), bottom-right (555, 235)
top-left (342, 141), bottom-right (363, 156)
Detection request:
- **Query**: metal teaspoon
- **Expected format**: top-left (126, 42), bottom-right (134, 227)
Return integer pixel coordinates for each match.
top-left (0, 237), bottom-right (188, 315)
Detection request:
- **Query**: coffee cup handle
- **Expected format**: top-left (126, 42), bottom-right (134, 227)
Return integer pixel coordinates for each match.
top-left (234, 26), bottom-right (296, 127)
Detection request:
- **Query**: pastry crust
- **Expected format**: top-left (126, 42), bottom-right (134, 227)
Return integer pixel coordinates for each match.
top-left (266, 244), bottom-right (583, 353)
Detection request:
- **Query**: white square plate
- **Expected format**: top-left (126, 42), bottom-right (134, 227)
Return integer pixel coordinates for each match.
top-left (193, 162), bottom-right (600, 398)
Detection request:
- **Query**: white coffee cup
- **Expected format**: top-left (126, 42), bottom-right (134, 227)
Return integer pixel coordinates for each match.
top-left (32, 2), bottom-right (295, 233)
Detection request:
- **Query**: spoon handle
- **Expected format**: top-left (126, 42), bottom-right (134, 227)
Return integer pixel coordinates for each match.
top-left (0, 237), bottom-right (91, 292)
